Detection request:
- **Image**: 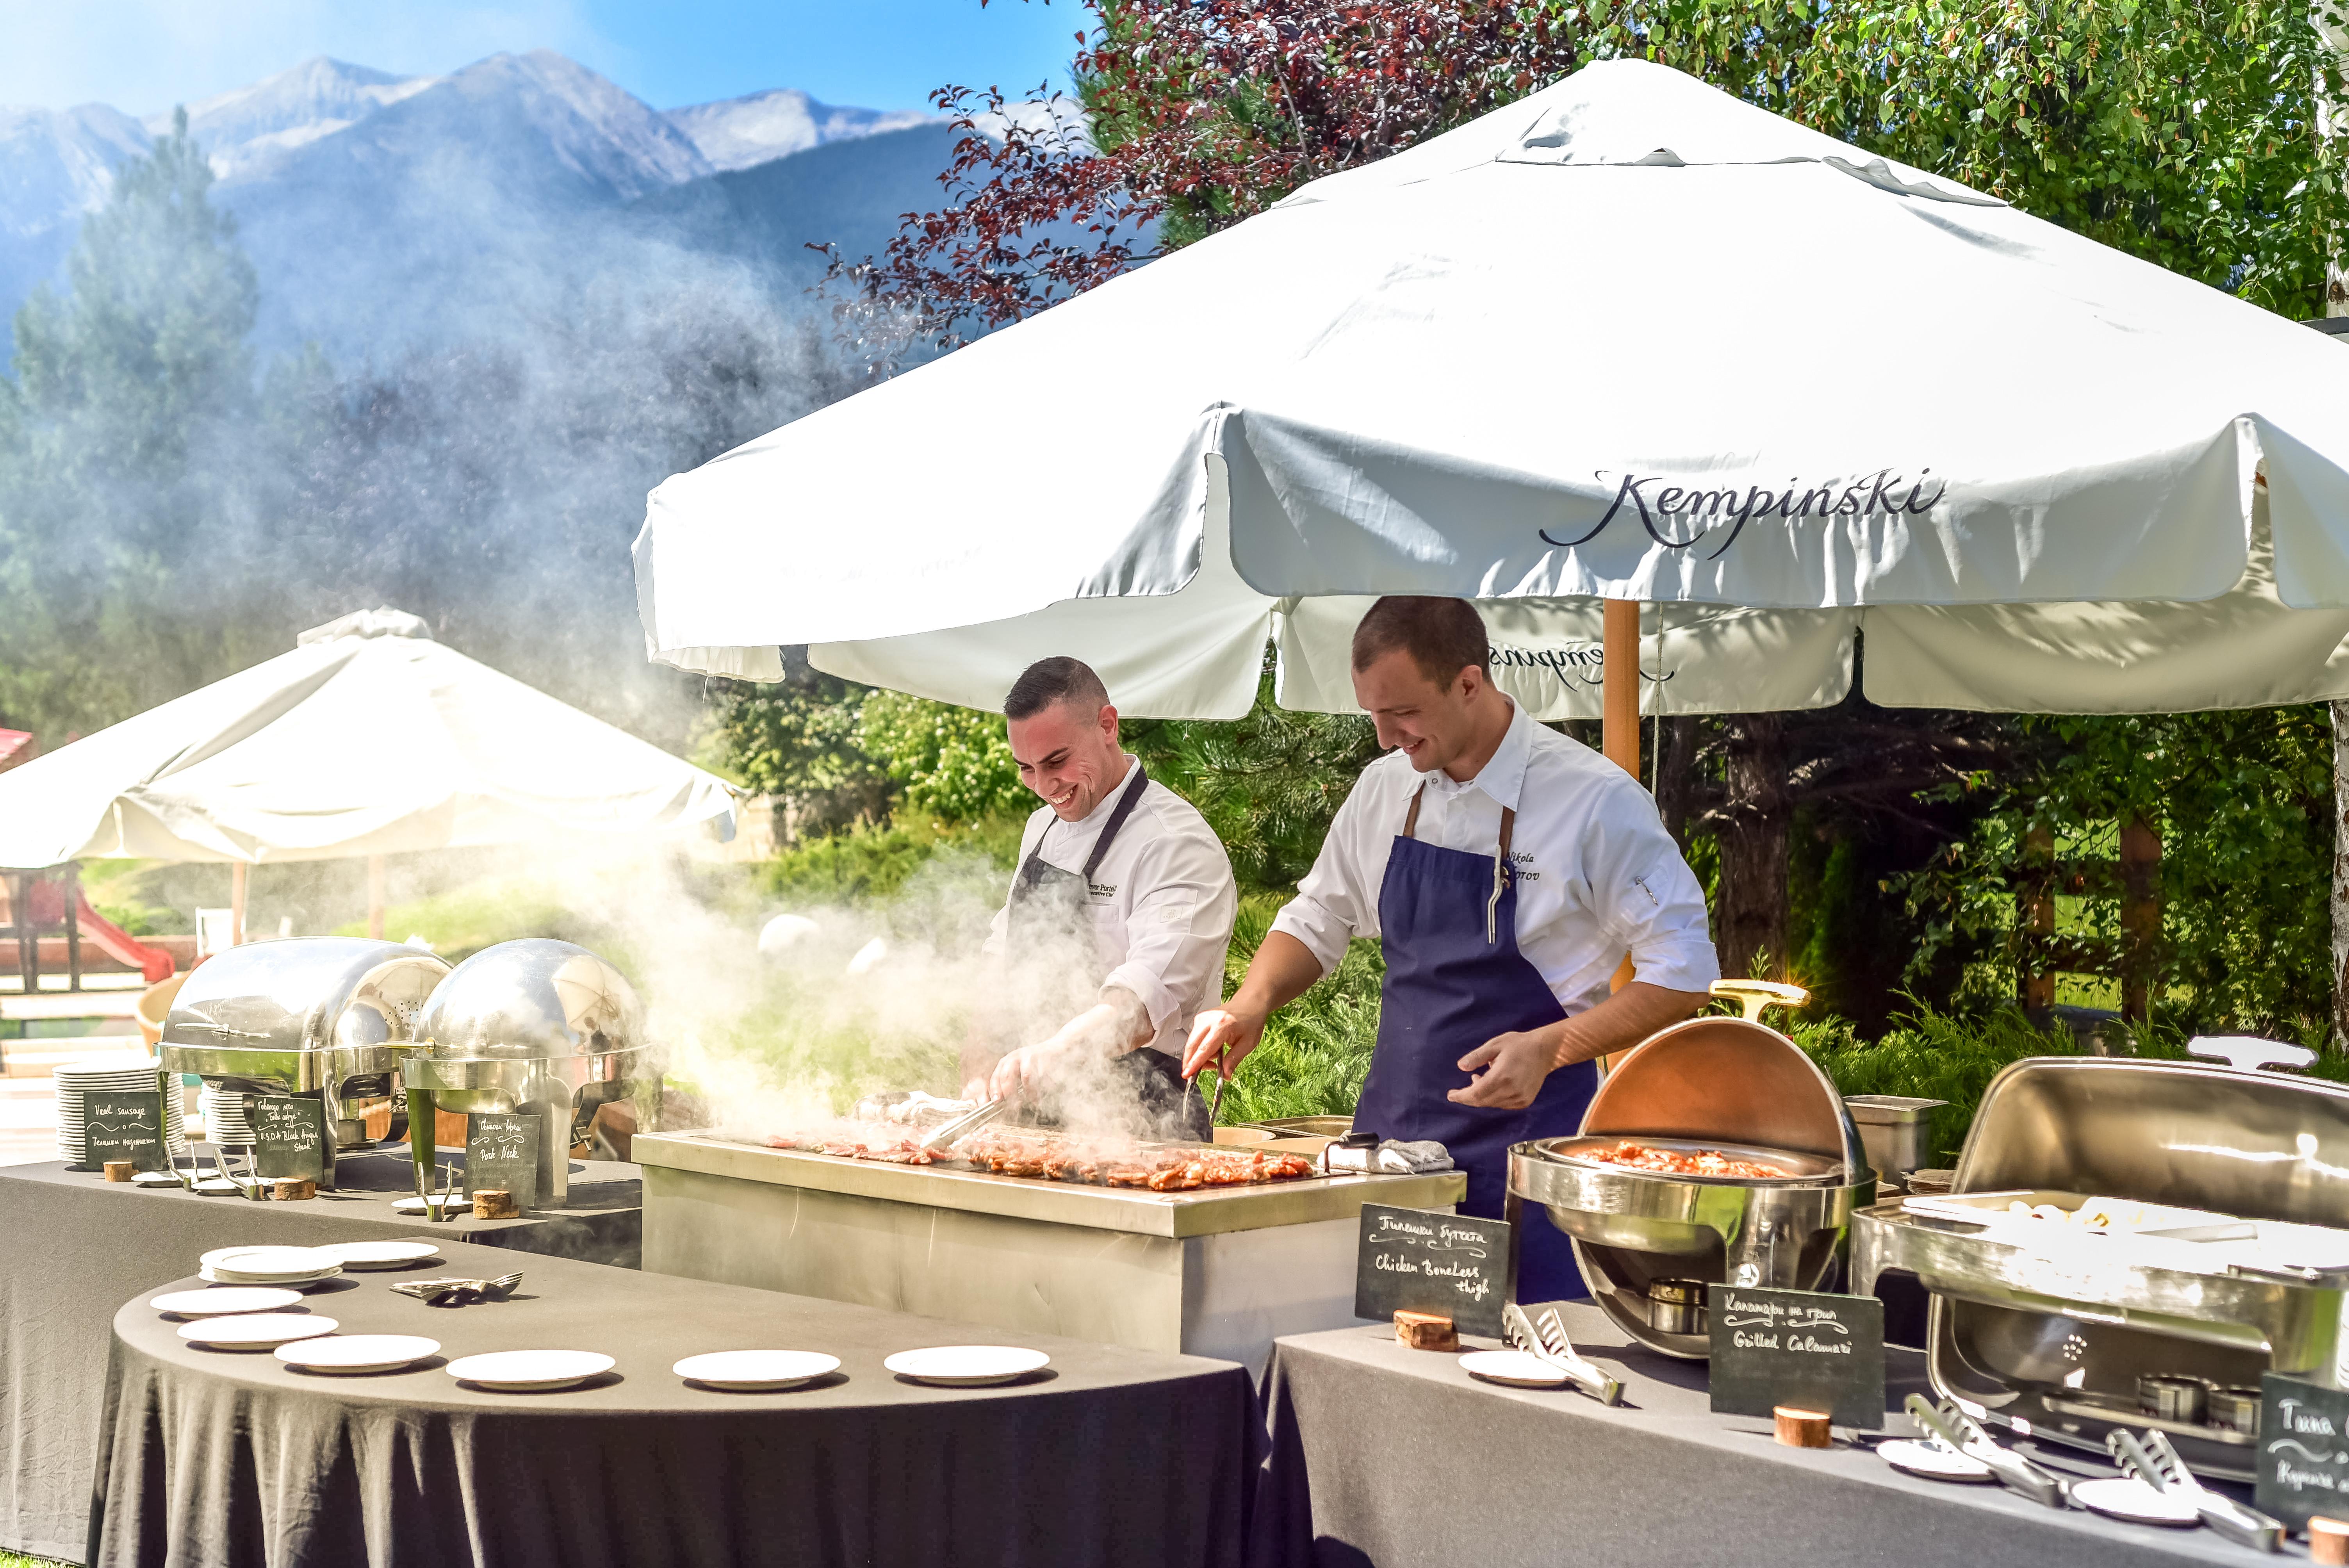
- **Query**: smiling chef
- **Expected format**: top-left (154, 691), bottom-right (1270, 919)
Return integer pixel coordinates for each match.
top-left (964, 656), bottom-right (1238, 1139)
top-left (1183, 597), bottom-right (1720, 1300)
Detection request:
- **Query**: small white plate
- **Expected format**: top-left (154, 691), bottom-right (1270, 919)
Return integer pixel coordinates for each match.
top-left (445, 1349), bottom-right (615, 1392)
top-left (197, 1265), bottom-right (337, 1288)
top-left (202, 1245), bottom-right (340, 1276)
top-left (673, 1350), bottom-right (841, 1390)
top-left (1876, 1439), bottom-right (1995, 1482)
top-left (1459, 1350), bottom-right (1571, 1388)
top-left (2072, 1477), bottom-right (2201, 1526)
top-left (151, 1286), bottom-right (304, 1317)
top-left (883, 1346), bottom-right (1049, 1386)
top-left (312, 1240), bottom-right (441, 1270)
top-left (274, 1335), bottom-right (441, 1375)
top-left (176, 1313), bottom-right (338, 1351)
top-left (190, 1179), bottom-right (244, 1196)
top-left (131, 1171), bottom-right (184, 1187)
top-left (392, 1195), bottom-right (466, 1215)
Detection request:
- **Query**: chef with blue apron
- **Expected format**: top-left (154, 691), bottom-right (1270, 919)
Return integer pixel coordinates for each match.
top-left (1183, 597), bottom-right (1718, 1301)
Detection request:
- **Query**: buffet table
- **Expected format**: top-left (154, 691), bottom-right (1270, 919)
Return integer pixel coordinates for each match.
top-left (0, 1152), bottom-right (641, 1559)
top-left (89, 1237), bottom-right (1256, 1568)
top-left (1252, 1304), bottom-right (2285, 1568)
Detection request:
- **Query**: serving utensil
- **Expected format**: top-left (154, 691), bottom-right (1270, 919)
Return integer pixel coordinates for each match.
top-left (1905, 1395), bottom-right (2069, 1508)
top-left (1501, 1301), bottom-right (1626, 1406)
top-left (2108, 1429), bottom-right (2282, 1551)
top-left (393, 1271), bottom-right (524, 1307)
top-left (918, 1097), bottom-right (1007, 1155)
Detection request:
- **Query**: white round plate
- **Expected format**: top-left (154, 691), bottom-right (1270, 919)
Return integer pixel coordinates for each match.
top-left (202, 1245), bottom-right (339, 1274)
top-left (312, 1240), bottom-right (441, 1270)
top-left (1876, 1439), bottom-right (1995, 1482)
top-left (197, 1265), bottom-right (336, 1288)
top-left (190, 1179), bottom-right (244, 1196)
top-left (445, 1350), bottom-right (615, 1392)
top-left (883, 1346), bottom-right (1050, 1386)
top-left (176, 1313), bottom-right (338, 1350)
top-left (673, 1350), bottom-right (842, 1390)
top-left (131, 1171), bottom-right (183, 1187)
top-left (392, 1196), bottom-right (465, 1215)
top-left (1459, 1350), bottom-right (1572, 1388)
top-left (151, 1286), bottom-right (303, 1317)
top-left (2072, 1477), bottom-right (2200, 1526)
top-left (275, 1335), bottom-right (441, 1375)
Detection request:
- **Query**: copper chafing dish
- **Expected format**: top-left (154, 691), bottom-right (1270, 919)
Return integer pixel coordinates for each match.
top-left (1852, 1039), bottom-right (2349, 1481)
top-left (1507, 1015), bottom-right (1875, 1357)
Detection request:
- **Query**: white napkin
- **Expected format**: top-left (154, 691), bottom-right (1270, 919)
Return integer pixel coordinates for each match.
top-left (1326, 1139), bottom-right (1455, 1174)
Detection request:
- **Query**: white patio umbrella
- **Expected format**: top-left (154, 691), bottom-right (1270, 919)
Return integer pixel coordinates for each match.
top-left (0, 608), bottom-right (740, 941)
top-left (633, 58), bottom-right (2349, 724)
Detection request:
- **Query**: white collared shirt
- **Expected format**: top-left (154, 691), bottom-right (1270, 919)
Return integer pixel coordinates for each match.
top-left (986, 756), bottom-right (1239, 1058)
top-left (1269, 701), bottom-right (1719, 1014)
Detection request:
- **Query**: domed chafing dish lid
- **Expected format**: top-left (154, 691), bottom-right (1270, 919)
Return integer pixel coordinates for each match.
top-left (1577, 1014), bottom-right (1864, 1169)
top-left (162, 937), bottom-right (449, 1055)
top-left (413, 938), bottom-right (643, 1061)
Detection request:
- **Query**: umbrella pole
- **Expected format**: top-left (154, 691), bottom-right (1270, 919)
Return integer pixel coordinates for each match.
top-left (229, 862), bottom-right (246, 948)
top-left (367, 855), bottom-right (386, 940)
top-left (1602, 601), bottom-right (1642, 1054)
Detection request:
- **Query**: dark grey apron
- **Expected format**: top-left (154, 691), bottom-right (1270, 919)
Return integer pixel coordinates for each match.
top-left (1005, 764), bottom-right (1208, 1138)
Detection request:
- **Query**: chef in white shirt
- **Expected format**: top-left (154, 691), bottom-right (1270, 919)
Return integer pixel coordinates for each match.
top-left (1183, 597), bottom-right (1719, 1299)
top-left (966, 656), bottom-right (1238, 1138)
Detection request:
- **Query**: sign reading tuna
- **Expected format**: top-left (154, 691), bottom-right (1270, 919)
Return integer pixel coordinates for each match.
top-left (1542, 468), bottom-right (1951, 559)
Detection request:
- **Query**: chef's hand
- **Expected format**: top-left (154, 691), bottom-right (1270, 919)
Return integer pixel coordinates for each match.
top-left (988, 1042), bottom-right (1068, 1103)
top-left (1449, 1028), bottom-right (1561, 1110)
top-left (1182, 1007), bottom-right (1265, 1083)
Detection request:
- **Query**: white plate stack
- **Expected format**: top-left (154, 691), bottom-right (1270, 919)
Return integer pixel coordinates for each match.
top-left (198, 1084), bottom-right (256, 1146)
top-left (55, 1053), bottom-right (184, 1166)
top-left (198, 1246), bottom-right (344, 1287)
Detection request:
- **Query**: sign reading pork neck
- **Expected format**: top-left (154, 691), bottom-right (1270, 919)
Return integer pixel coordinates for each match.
top-left (1354, 1204), bottom-right (1509, 1337)
top-left (1707, 1285), bottom-right (1886, 1429)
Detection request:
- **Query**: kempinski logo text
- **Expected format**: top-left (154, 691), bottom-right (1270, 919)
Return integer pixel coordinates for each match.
top-left (1540, 468), bottom-right (1948, 559)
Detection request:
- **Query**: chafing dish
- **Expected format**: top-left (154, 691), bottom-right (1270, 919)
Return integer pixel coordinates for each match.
top-left (401, 939), bottom-right (657, 1205)
top-left (1852, 1042), bottom-right (2349, 1481)
top-left (159, 937), bottom-right (450, 1188)
top-left (1507, 1016), bottom-right (1875, 1357)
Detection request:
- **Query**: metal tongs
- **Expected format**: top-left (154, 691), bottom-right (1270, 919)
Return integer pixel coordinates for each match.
top-left (2108, 1429), bottom-right (2281, 1551)
top-left (918, 1097), bottom-right (1007, 1155)
top-left (1501, 1301), bottom-right (1626, 1406)
top-left (1905, 1395), bottom-right (2069, 1508)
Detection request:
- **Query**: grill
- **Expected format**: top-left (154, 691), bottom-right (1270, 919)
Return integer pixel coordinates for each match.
top-left (1852, 1044), bottom-right (2349, 1481)
top-left (1507, 1015), bottom-right (1875, 1358)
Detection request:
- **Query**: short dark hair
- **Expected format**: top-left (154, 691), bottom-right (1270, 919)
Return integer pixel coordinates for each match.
top-left (1350, 597), bottom-right (1490, 686)
top-left (1003, 656), bottom-right (1112, 721)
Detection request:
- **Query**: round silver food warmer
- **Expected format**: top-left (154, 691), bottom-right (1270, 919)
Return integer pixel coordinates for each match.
top-left (1506, 1016), bottom-right (1874, 1358)
top-left (401, 938), bottom-right (657, 1206)
top-left (159, 937), bottom-right (452, 1189)
top-left (1852, 1040), bottom-right (2349, 1482)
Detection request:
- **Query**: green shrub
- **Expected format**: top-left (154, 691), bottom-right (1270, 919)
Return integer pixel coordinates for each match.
top-left (760, 815), bottom-right (1026, 905)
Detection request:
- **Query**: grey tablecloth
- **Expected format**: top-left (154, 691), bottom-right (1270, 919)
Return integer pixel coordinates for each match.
top-left (0, 1153), bottom-right (640, 1560)
top-left (91, 1237), bottom-right (1257, 1568)
top-left (1253, 1305), bottom-right (2285, 1568)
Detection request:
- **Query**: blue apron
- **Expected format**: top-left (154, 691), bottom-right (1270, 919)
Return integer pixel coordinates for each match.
top-left (1351, 784), bottom-right (1596, 1303)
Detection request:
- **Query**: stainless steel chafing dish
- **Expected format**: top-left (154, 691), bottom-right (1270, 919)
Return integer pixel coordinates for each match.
top-left (1853, 1041), bottom-right (2349, 1481)
top-left (159, 937), bottom-right (451, 1188)
top-left (1507, 1015), bottom-right (1875, 1357)
top-left (401, 938), bottom-right (658, 1205)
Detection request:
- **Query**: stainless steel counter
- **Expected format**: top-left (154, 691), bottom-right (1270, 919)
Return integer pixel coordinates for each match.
top-left (637, 1130), bottom-right (1467, 1372)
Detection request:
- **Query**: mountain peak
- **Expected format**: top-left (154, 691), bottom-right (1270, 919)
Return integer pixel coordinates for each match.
top-left (665, 87), bottom-right (939, 173)
top-left (149, 54), bottom-right (438, 179)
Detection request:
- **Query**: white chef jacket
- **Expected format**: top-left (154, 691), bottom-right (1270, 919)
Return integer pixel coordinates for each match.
top-left (1270, 700), bottom-right (1719, 1016)
top-left (986, 757), bottom-right (1239, 1058)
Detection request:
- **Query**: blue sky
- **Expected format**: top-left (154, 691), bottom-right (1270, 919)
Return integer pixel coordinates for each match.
top-left (0, 0), bottom-right (1083, 114)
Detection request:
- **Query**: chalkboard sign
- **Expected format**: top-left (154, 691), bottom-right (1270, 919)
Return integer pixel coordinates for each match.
top-left (465, 1112), bottom-right (542, 1212)
top-left (2257, 1374), bottom-right (2349, 1530)
top-left (251, 1096), bottom-right (326, 1182)
top-left (1353, 1203), bottom-right (1508, 1337)
top-left (83, 1089), bottom-right (166, 1173)
top-left (1708, 1285), bottom-right (1886, 1429)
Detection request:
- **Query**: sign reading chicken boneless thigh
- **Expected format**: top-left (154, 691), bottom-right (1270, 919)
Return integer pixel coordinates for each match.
top-left (1355, 1204), bottom-right (1510, 1336)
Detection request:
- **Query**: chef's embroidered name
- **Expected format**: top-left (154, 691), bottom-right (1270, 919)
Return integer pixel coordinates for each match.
top-left (1540, 467), bottom-right (1948, 560)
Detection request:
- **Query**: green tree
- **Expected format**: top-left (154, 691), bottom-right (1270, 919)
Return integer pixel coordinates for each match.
top-left (856, 688), bottom-right (1027, 823)
top-left (0, 109), bottom-right (274, 739)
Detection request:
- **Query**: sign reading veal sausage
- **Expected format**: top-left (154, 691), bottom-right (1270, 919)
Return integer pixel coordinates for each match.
top-left (1354, 1203), bottom-right (1508, 1337)
top-left (83, 1089), bottom-right (167, 1173)
top-left (1707, 1285), bottom-right (1886, 1429)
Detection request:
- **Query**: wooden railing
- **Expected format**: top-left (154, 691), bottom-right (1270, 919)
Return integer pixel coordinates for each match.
top-left (2017, 816), bottom-right (2162, 1020)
